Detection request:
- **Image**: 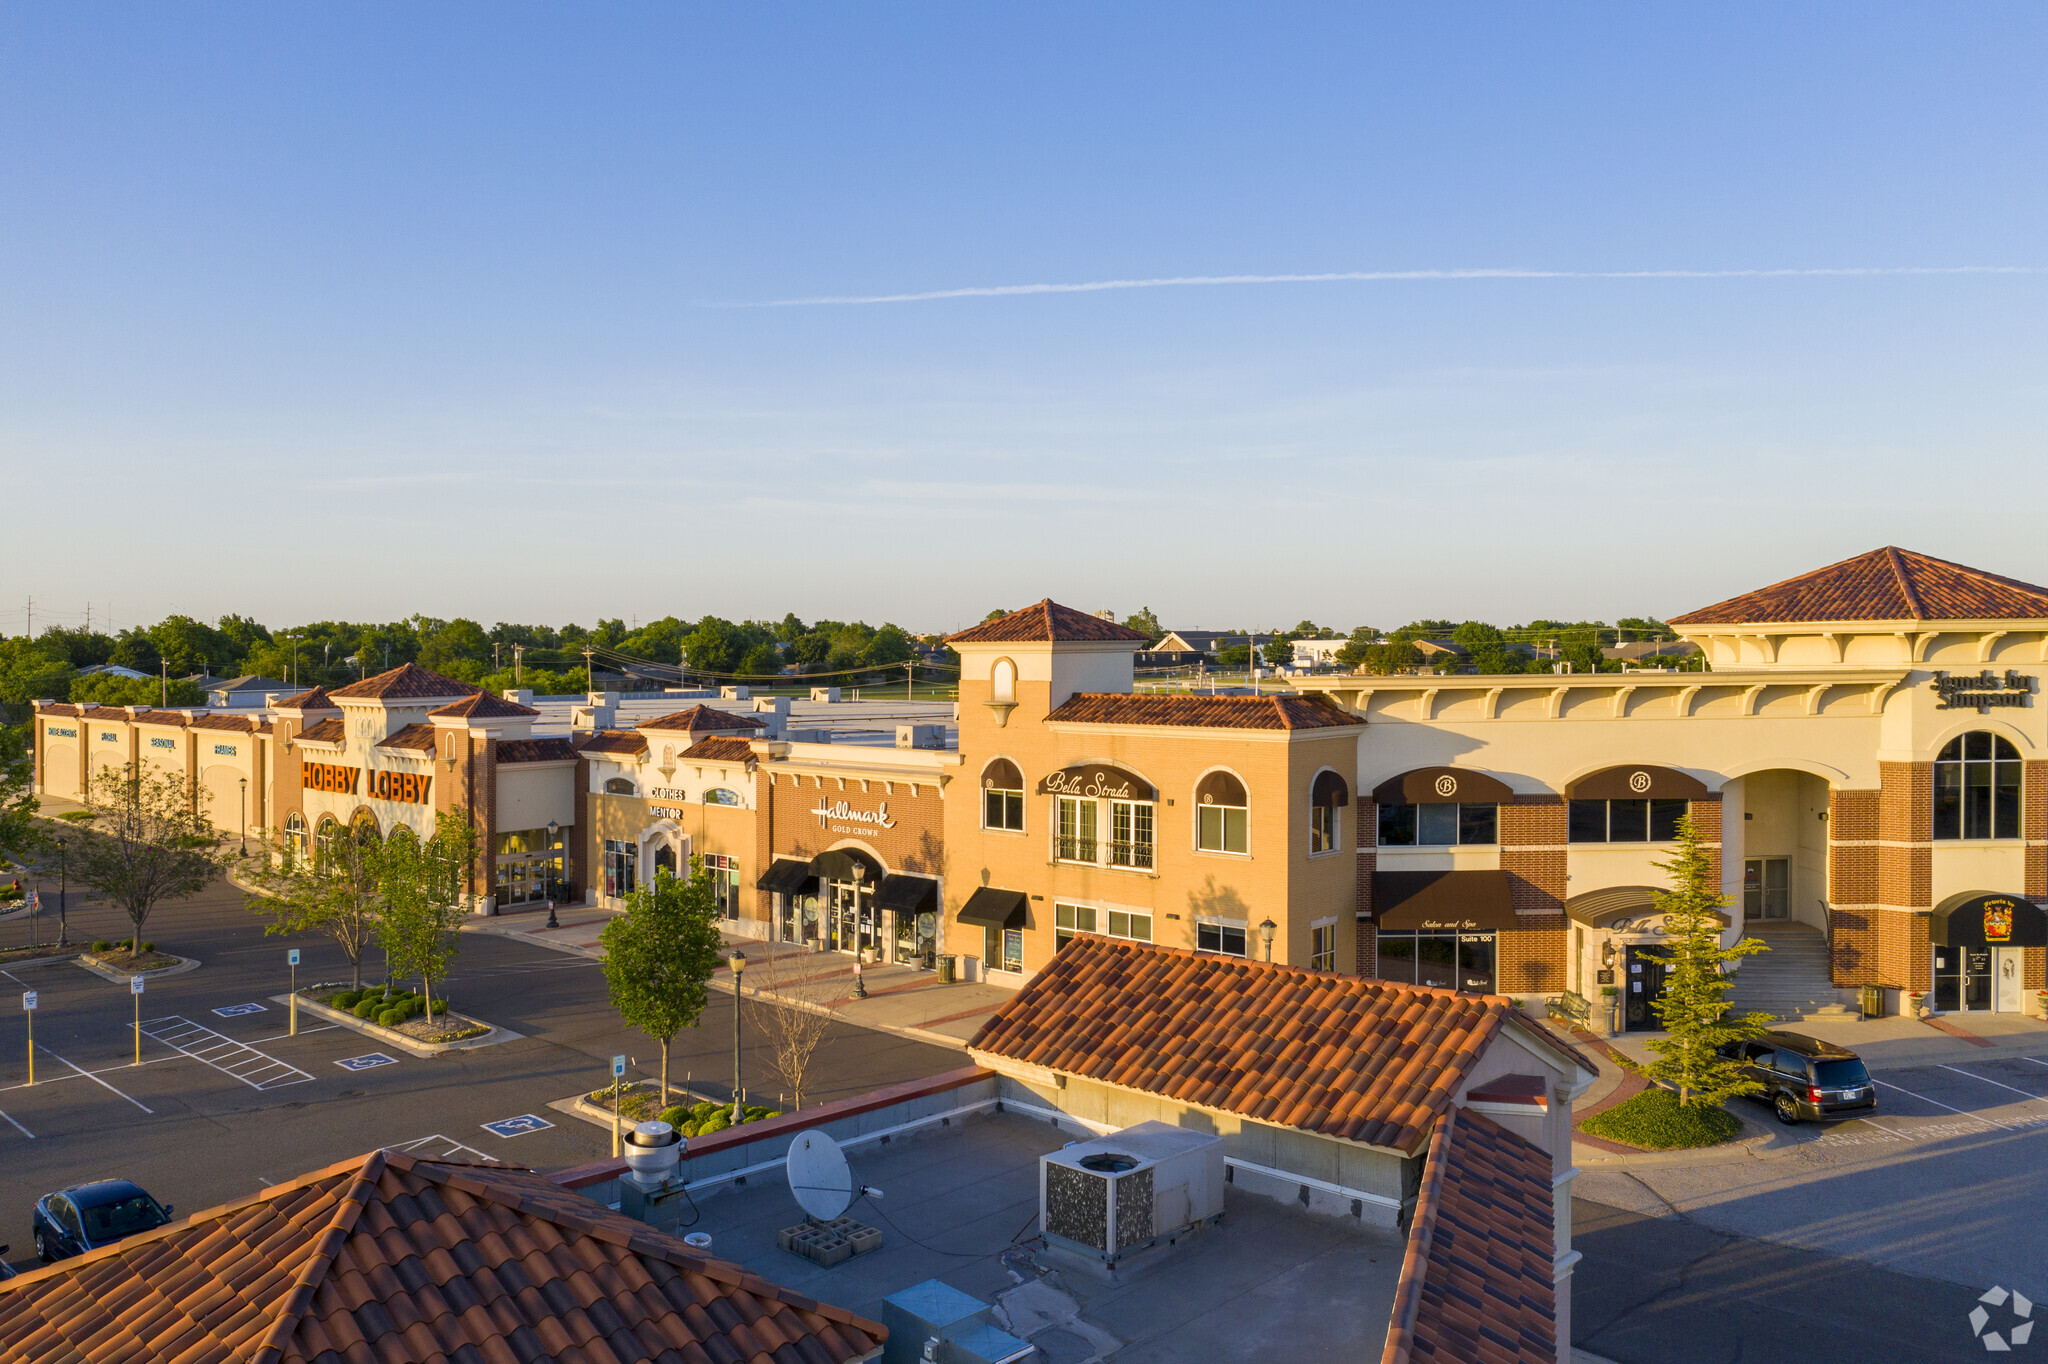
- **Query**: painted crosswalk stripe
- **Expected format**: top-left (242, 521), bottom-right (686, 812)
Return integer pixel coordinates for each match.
top-left (138, 1015), bottom-right (313, 1090)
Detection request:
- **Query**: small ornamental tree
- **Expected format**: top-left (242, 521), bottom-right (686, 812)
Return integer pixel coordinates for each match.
top-left (70, 762), bottom-right (224, 952)
top-left (244, 822), bottom-right (382, 989)
top-left (0, 723), bottom-right (38, 866)
top-left (601, 860), bottom-right (725, 1107)
top-left (748, 944), bottom-right (837, 1110)
top-left (1632, 814), bottom-right (1774, 1107)
top-left (377, 810), bottom-right (480, 1022)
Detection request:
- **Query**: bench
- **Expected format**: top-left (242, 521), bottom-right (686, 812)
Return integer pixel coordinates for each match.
top-left (1547, 990), bottom-right (1591, 1026)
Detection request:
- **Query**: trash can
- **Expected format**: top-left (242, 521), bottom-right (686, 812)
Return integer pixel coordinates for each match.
top-left (936, 954), bottom-right (955, 984)
top-left (1860, 984), bottom-right (1884, 1019)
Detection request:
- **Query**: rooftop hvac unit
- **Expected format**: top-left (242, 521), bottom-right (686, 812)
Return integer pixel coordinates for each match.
top-left (1040, 1122), bottom-right (1225, 1266)
top-left (896, 724), bottom-right (945, 749)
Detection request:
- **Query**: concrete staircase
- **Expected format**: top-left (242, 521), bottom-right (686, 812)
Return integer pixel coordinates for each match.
top-left (1726, 924), bottom-right (1861, 1021)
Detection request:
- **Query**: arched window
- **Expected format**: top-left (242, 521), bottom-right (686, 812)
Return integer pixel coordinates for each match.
top-left (284, 811), bottom-right (307, 862)
top-left (1196, 771), bottom-right (1249, 854)
top-left (350, 809), bottom-right (381, 843)
top-left (1935, 732), bottom-right (2021, 840)
top-left (991, 658), bottom-right (1017, 705)
top-left (1310, 770), bottom-right (1349, 854)
top-left (605, 777), bottom-right (636, 796)
top-left (313, 816), bottom-right (343, 869)
top-left (704, 788), bottom-right (740, 806)
top-left (982, 758), bottom-right (1024, 831)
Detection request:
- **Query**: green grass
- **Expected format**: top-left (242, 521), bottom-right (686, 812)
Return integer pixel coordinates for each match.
top-left (1579, 1087), bottom-right (1743, 1150)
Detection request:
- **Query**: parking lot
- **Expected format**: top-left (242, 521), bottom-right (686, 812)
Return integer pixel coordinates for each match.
top-left (0, 877), bottom-right (959, 1273)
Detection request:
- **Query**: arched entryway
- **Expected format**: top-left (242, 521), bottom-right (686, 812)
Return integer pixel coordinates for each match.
top-left (1932, 893), bottom-right (2046, 1013)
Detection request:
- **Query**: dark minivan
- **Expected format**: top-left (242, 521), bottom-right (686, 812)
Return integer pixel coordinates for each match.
top-left (1719, 1031), bottom-right (1877, 1124)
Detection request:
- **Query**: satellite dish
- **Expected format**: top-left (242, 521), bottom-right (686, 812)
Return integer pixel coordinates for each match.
top-left (787, 1131), bottom-right (854, 1221)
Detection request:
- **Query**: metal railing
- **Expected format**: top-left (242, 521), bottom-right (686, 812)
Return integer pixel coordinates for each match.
top-left (1055, 836), bottom-right (1097, 863)
top-left (1107, 840), bottom-right (1154, 870)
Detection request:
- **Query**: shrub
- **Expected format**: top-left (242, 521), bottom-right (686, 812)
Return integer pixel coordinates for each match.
top-left (92, 940), bottom-right (112, 953)
top-left (696, 1109), bottom-right (732, 1135)
top-left (429, 999), bottom-right (447, 1017)
top-left (353, 999), bottom-right (381, 1020)
top-left (376, 1007), bottom-right (406, 1028)
top-left (333, 991), bottom-right (361, 1010)
top-left (657, 1105), bottom-right (691, 1130)
top-left (743, 1106), bottom-right (778, 1123)
top-left (140, 941), bottom-right (154, 954)
top-left (0, 885), bottom-right (22, 902)
top-left (1580, 1087), bottom-right (1742, 1151)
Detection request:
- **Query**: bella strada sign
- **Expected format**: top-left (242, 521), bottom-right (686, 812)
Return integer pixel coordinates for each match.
top-left (1930, 670), bottom-right (2036, 713)
top-left (301, 761), bottom-right (432, 805)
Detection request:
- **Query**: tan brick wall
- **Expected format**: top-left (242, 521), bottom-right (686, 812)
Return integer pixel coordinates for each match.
top-left (1355, 798), bottom-right (1376, 976)
top-left (1499, 916), bottom-right (1569, 996)
top-left (1878, 761), bottom-right (1931, 910)
top-left (1878, 906), bottom-right (1930, 992)
top-left (2027, 760), bottom-right (2048, 900)
top-left (769, 772), bottom-right (945, 875)
top-left (1828, 788), bottom-right (1880, 984)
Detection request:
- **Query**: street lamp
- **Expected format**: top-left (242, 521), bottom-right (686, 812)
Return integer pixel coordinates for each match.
top-left (238, 777), bottom-right (248, 854)
top-left (729, 950), bottom-right (747, 1123)
top-left (1258, 918), bottom-right (1277, 963)
top-left (54, 834), bottom-right (69, 949)
top-left (850, 862), bottom-right (869, 998)
top-left (545, 819), bottom-right (561, 928)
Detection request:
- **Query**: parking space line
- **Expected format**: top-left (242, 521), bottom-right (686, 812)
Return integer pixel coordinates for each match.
top-left (0, 1108), bottom-right (32, 1138)
top-left (37, 1044), bottom-right (154, 1113)
top-left (1940, 1064), bottom-right (2048, 1106)
top-left (1873, 1078), bottom-right (2009, 1129)
top-left (386, 1134), bottom-right (498, 1163)
top-left (137, 1016), bottom-right (314, 1090)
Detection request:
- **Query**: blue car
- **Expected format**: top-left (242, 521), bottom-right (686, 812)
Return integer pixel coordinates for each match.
top-left (32, 1181), bottom-right (173, 1262)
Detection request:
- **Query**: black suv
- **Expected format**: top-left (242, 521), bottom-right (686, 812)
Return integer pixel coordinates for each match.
top-left (1718, 1031), bottom-right (1877, 1124)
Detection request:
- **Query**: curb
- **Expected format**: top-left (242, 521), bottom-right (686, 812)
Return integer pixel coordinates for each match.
top-left (1574, 1105), bottom-right (1801, 1167)
top-left (75, 953), bottom-right (202, 983)
top-left (275, 993), bottom-right (524, 1058)
top-left (0, 950), bottom-right (83, 969)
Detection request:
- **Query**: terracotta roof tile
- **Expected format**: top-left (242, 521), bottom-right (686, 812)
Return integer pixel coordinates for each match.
top-left (297, 718), bottom-right (345, 744)
top-left (575, 730), bottom-right (650, 757)
top-left (946, 599), bottom-right (1153, 645)
top-left (967, 937), bottom-right (1507, 1154)
top-left (1044, 691), bottom-right (1362, 730)
top-left (0, 1150), bottom-right (883, 1364)
top-left (680, 736), bottom-right (757, 763)
top-left (126, 709), bottom-right (198, 727)
top-left (329, 663), bottom-right (483, 702)
top-left (495, 738), bottom-right (578, 764)
top-left (376, 723), bottom-right (440, 753)
top-left (1668, 546), bottom-right (2048, 626)
top-left (429, 693), bottom-right (541, 720)
top-left (273, 686), bottom-right (340, 711)
top-left (1381, 1108), bottom-right (1557, 1364)
top-left (635, 705), bottom-right (767, 734)
top-left (188, 713), bottom-right (269, 733)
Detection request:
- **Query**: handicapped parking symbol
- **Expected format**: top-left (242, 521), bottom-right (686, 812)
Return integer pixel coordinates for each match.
top-left (212, 1003), bottom-right (268, 1018)
top-left (334, 1053), bottom-right (397, 1072)
top-left (481, 1114), bottom-right (554, 1139)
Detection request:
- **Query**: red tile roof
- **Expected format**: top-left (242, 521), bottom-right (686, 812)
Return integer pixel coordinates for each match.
top-left (375, 722), bottom-right (440, 752)
top-left (0, 1148), bottom-right (885, 1364)
top-left (189, 713), bottom-right (271, 734)
top-left (681, 736), bottom-right (758, 763)
top-left (429, 691), bottom-right (540, 720)
top-left (1668, 546), bottom-right (2048, 626)
top-left (327, 661), bottom-right (483, 702)
top-left (1045, 691), bottom-right (1362, 730)
top-left (296, 717), bottom-right (345, 744)
top-left (496, 737), bottom-right (579, 764)
top-left (1382, 1108), bottom-right (1557, 1364)
top-left (637, 705), bottom-right (768, 734)
top-left (970, 937), bottom-right (1542, 1154)
top-left (273, 685), bottom-right (339, 711)
top-left (126, 709), bottom-right (198, 726)
top-left (576, 730), bottom-right (651, 757)
top-left (947, 599), bottom-right (1154, 645)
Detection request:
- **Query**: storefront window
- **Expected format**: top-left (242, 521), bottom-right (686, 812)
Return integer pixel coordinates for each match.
top-left (1197, 919), bottom-right (1247, 956)
top-left (984, 925), bottom-right (1024, 973)
top-left (1568, 799), bottom-right (1688, 843)
top-left (494, 826), bottom-right (568, 906)
top-left (704, 853), bottom-right (740, 919)
top-left (602, 839), bottom-right (637, 898)
top-left (1934, 732), bottom-right (2021, 840)
top-left (1378, 802), bottom-right (1497, 846)
top-left (1375, 930), bottom-right (1496, 994)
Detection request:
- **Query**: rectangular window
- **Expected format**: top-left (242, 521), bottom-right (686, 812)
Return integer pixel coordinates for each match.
top-left (1379, 802), bottom-right (1497, 846)
top-left (1457, 803), bottom-right (1498, 845)
top-left (1649, 799), bottom-right (1688, 841)
top-left (1416, 802), bottom-right (1458, 846)
top-left (1608, 799), bottom-right (1648, 842)
top-left (1110, 801), bottom-right (1155, 868)
top-left (1377, 931), bottom-right (1418, 983)
top-left (1568, 800), bottom-right (1608, 842)
top-left (1995, 763), bottom-right (2022, 840)
top-left (1416, 933), bottom-right (1458, 989)
top-left (1105, 909), bottom-right (1153, 942)
top-left (1057, 797), bottom-right (1097, 862)
top-left (1310, 804), bottom-right (1338, 854)
top-left (1377, 802), bottom-right (1417, 846)
top-left (1570, 799), bottom-right (1687, 843)
top-left (705, 853), bottom-right (740, 919)
top-left (1002, 928), bottom-right (1024, 973)
top-left (1933, 763), bottom-right (1962, 840)
top-left (1197, 920), bottom-right (1247, 956)
top-left (1311, 924), bottom-right (1335, 972)
top-left (602, 839), bottom-right (637, 898)
top-left (984, 787), bottom-right (1024, 831)
top-left (1054, 902), bottom-right (1097, 949)
top-left (1198, 805), bottom-right (1248, 853)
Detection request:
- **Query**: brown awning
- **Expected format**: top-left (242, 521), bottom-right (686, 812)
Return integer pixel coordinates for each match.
top-left (1372, 767), bottom-right (1515, 806)
top-left (1311, 769), bottom-right (1350, 807)
top-left (1566, 765), bottom-right (1709, 800)
top-left (1037, 764), bottom-right (1155, 800)
top-left (756, 858), bottom-right (814, 896)
top-left (1932, 893), bottom-right (2047, 948)
top-left (1373, 871), bottom-right (1519, 932)
top-left (810, 847), bottom-right (885, 884)
top-left (957, 887), bottom-right (1028, 929)
top-left (1566, 884), bottom-right (1729, 930)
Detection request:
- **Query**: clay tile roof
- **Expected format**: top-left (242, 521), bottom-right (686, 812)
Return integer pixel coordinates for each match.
top-left (273, 685), bottom-right (339, 711)
top-left (327, 661), bottom-right (483, 702)
top-left (496, 737), bottom-right (578, 764)
top-left (428, 691), bottom-right (540, 719)
top-left (297, 717), bottom-right (345, 744)
top-left (1044, 691), bottom-right (1362, 730)
top-left (636, 704), bottom-right (768, 733)
top-left (967, 937), bottom-right (1508, 1154)
top-left (35, 703), bottom-right (83, 717)
top-left (126, 709), bottom-right (194, 726)
top-left (188, 713), bottom-right (263, 733)
top-left (946, 598), bottom-right (1154, 645)
top-left (680, 736), bottom-right (758, 763)
top-left (0, 1148), bottom-right (885, 1364)
top-left (375, 722), bottom-right (439, 752)
top-left (1381, 1108), bottom-right (1557, 1364)
top-left (575, 729), bottom-right (650, 757)
top-left (1668, 546), bottom-right (2048, 626)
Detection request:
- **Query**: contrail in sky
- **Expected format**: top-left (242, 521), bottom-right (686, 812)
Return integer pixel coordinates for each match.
top-left (704, 265), bottom-right (2046, 308)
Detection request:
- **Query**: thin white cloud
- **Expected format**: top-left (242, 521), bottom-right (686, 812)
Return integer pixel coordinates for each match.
top-left (706, 265), bottom-right (2048, 308)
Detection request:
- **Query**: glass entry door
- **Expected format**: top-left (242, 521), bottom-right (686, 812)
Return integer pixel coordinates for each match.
top-left (1624, 945), bottom-right (1670, 1031)
top-left (1932, 945), bottom-right (1992, 1011)
top-left (1744, 858), bottom-right (1790, 919)
top-left (827, 880), bottom-right (874, 954)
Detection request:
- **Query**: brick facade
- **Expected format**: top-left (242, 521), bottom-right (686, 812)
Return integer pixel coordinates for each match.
top-left (1500, 797), bottom-right (1565, 916)
top-left (1875, 761), bottom-right (1933, 991)
top-left (1355, 798), bottom-right (1377, 976)
top-left (1827, 788), bottom-right (1880, 984)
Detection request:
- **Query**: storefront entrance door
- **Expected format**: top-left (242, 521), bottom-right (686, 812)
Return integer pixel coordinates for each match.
top-left (1995, 948), bottom-right (2025, 1013)
top-left (827, 881), bottom-right (874, 954)
top-left (1624, 945), bottom-right (1670, 1031)
top-left (1932, 945), bottom-right (1992, 1011)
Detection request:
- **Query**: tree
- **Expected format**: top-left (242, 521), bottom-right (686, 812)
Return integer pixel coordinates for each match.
top-left (747, 945), bottom-right (837, 1110)
top-left (1630, 815), bottom-right (1774, 1107)
top-left (1334, 627), bottom-right (1379, 670)
top-left (70, 762), bottom-right (225, 951)
top-left (739, 643), bottom-right (784, 677)
top-left (1217, 644), bottom-right (1251, 668)
top-left (0, 723), bottom-right (37, 865)
top-left (600, 861), bottom-right (726, 1106)
top-left (70, 674), bottom-right (206, 707)
top-left (377, 811), bottom-right (480, 1022)
top-left (1122, 607), bottom-right (1161, 640)
top-left (1261, 636), bottom-right (1295, 667)
top-left (244, 821), bottom-right (382, 989)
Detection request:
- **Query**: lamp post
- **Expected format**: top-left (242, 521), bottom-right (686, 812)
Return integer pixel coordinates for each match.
top-left (545, 819), bottom-right (561, 927)
top-left (54, 834), bottom-right (69, 949)
top-left (1258, 918), bottom-right (1277, 963)
top-left (850, 862), bottom-right (869, 997)
top-left (729, 950), bottom-right (747, 1123)
top-left (238, 777), bottom-right (248, 854)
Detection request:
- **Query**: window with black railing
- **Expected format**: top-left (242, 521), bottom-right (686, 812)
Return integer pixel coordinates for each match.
top-left (1057, 794), bottom-right (1155, 869)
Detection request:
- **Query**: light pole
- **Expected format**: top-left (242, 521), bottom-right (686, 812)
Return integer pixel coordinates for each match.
top-left (850, 862), bottom-right (869, 997)
top-left (545, 819), bottom-right (560, 928)
top-left (54, 834), bottom-right (69, 949)
top-left (238, 777), bottom-right (248, 854)
top-left (729, 950), bottom-right (747, 1123)
top-left (1258, 918), bottom-right (1277, 963)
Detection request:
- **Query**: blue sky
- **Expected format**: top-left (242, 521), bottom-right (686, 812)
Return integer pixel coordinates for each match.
top-left (4, 5), bottom-right (2045, 637)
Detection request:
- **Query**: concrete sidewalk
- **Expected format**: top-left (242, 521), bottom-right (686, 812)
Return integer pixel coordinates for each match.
top-left (463, 906), bottom-right (1016, 1049)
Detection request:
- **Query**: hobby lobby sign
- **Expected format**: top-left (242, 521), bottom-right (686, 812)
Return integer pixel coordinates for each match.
top-left (302, 761), bottom-right (432, 805)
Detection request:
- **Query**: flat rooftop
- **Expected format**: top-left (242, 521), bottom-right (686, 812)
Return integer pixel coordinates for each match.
top-left (654, 1109), bottom-right (1404, 1363)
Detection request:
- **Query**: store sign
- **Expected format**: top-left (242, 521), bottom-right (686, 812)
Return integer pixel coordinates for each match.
top-left (46, 726), bottom-right (76, 739)
top-left (366, 770), bottom-right (431, 804)
top-left (1412, 918), bottom-right (1490, 932)
top-left (99, 731), bottom-right (117, 742)
top-left (301, 760), bottom-right (360, 794)
top-left (1984, 898), bottom-right (2016, 943)
top-left (1038, 765), bottom-right (1153, 800)
top-left (649, 787), bottom-right (689, 800)
top-left (150, 737), bottom-right (176, 749)
top-left (1931, 670), bottom-right (2034, 713)
top-left (812, 798), bottom-right (896, 831)
top-left (214, 744), bottom-right (237, 756)
top-left (649, 805), bottom-right (687, 820)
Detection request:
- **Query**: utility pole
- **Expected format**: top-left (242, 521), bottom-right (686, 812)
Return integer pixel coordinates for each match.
top-left (24, 596), bottom-right (29, 639)
top-left (513, 644), bottom-right (523, 684)
top-left (583, 647), bottom-right (595, 693)
top-left (160, 658), bottom-right (168, 707)
top-left (493, 643), bottom-right (501, 672)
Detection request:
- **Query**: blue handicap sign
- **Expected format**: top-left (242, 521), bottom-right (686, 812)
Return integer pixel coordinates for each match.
top-left (334, 1052), bottom-right (397, 1072)
top-left (212, 1002), bottom-right (268, 1018)
top-left (481, 1114), bottom-right (554, 1139)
